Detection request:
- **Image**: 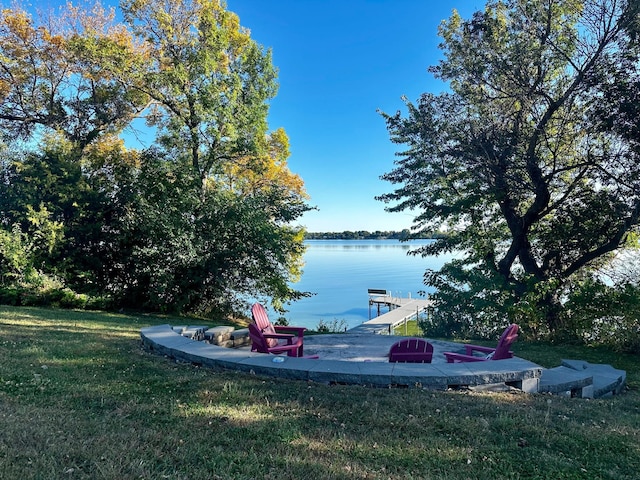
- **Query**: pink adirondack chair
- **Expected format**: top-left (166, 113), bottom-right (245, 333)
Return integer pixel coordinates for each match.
top-left (251, 303), bottom-right (306, 357)
top-left (443, 324), bottom-right (519, 363)
top-left (388, 338), bottom-right (433, 363)
top-left (248, 324), bottom-right (302, 356)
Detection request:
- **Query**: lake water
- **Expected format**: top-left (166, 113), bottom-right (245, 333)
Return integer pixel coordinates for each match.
top-left (274, 239), bottom-right (456, 330)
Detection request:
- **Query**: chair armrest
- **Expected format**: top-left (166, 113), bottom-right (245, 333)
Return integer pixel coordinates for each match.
top-left (443, 352), bottom-right (490, 363)
top-left (464, 344), bottom-right (495, 355)
top-left (263, 332), bottom-right (296, 345)
top-left (273, 326), bottom-right (306, 336)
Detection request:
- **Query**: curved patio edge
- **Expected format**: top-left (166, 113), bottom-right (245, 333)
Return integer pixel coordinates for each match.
top-left (140, 324), bottom-right (543, 392)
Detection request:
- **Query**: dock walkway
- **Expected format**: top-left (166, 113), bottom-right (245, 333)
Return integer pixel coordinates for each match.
top-left (348, 295), bottom-right (432, 334)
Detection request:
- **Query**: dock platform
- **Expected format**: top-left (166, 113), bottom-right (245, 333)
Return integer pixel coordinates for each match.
top-left (348, 294), bottom-right (432, 335)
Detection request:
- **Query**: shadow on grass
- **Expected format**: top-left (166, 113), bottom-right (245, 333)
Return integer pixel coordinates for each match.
top-left (1, 305), bottom-right (639, 479)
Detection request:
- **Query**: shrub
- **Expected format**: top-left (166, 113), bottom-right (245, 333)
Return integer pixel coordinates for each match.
top-left (563, 280), bottom-right (640, 353)
top-left (0, 287), bottom-right (20, 305)
top-left (316, 318), bottom-right (348, 333)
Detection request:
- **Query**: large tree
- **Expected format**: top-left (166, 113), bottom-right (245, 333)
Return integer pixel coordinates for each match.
top-left (379, 0), bottom-right (640, 338)
top-left (0, 1), bottom-right (310, 316)
top-left (114, 0), bottom-right (310, 314)
top-left (0, 2), bottom-right (148, 295)
top-left (0, 3), bottom-right (148, 146)
top-left (120, 0), bottom-right (278, 186)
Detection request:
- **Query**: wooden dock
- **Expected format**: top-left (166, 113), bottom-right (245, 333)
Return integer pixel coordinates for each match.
top-left (348, 293), bottom-right (432, 335)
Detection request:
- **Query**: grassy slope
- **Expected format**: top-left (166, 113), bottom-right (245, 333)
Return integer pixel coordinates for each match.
top-left (0, 306), bottom-right (638, 480)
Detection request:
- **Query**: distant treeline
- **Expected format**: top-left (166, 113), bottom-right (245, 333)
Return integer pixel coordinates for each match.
top-left (305, 230), bottom-right (446, 240)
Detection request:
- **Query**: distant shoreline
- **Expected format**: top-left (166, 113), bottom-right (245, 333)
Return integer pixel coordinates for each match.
top-left (304, 230), bottom-right (445, 241)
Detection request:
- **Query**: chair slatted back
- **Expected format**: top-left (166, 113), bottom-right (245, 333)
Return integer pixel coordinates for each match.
top-left (389, 338), bottom-right (433, 363)
top-left (251, 303), bottom-right (278, 347)
top-left (493, 324), bottom-right (519, 360)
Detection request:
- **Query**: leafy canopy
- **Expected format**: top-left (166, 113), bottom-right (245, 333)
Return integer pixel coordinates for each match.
top-left (0, 0), bottom-right (310, 317)
top-left (379, 0), bottom-right (640, 340)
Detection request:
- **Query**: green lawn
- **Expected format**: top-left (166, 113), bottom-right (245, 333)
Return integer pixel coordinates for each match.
top-left (0, 305), bottom-right (638, 479)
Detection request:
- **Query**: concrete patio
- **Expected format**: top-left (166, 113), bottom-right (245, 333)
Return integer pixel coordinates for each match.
top-left (140, 324), bottom-right (626, 398)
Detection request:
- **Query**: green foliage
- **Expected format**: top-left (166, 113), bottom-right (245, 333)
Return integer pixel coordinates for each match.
top-left (0, 138), bottom-right (135, 297)
top-left (24, 204), bottom-right (64, 256)
top-left (0, 1), bottom-right (310, 318)
top-left (380, 0), bottom-right (640, 341)
top-left (0, 224), bottom-right (32, 283)
top-left (561, 279), bottom-right (640, 352)
top-left (121, 0), bottom-right (278, 183)
top-left (0, 287), bottom-right (19, 305)
top-left (95, 149), bottom-right (309, 316)
top-left (0, 205), bottom-right (63, 289)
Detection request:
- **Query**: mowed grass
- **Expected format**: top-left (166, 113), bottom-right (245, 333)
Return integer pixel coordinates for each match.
top-left (0, 306), bottom-right (639, 479)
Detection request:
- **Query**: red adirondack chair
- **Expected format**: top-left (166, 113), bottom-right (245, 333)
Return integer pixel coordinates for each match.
top-left (388, 338), bottom-right (433, 363)
top-left (251, 303), bottom-right (306, 357)
top-left (443, 324), bottom-right (519, 363)
top-left (248, 324), bottom-right (302, 356)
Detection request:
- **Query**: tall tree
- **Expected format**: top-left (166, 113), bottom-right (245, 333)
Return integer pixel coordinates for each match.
top-left (0, 3), bottom-right (148, 146)
top-left (121, 0), bottom-right (278, 186)
top-left (0, 1), bottom-right (310, 316)
top-left (0, 3), bottom-right (148, 295)
top-left (114, 0), bottom-right (310, 314)
top-left (379, 0), bottom-right (640, 338)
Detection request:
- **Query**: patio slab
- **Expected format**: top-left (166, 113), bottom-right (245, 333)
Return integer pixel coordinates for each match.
top-left (140, 325), bottom-right (543, 392)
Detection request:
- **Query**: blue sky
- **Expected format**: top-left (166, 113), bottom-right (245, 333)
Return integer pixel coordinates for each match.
top-left (35, 0), bottom-right (483, 232)
top-left (224, 0), bottom-right (482, 232)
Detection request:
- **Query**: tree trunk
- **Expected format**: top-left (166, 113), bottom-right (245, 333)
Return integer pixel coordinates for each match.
top-left (541, 290), bottom-right (563, 335)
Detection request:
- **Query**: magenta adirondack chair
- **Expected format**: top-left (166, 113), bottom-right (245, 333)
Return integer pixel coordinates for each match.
top-left (443, 324), bottom-right (519, 363)
top-left (251, 303), bottom-right (306, 357)
top-left (248, 324), bottom-right (302, 356)
top-left (388, 338), bottom-right (433, 363)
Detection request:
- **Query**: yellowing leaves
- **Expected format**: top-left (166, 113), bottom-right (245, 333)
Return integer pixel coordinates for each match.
top-left (2, 9), bottom-right (34, 42)
top-left (0, 79), bottom-right (10, 100)
top-left (219, 128), bottom-right (307, 200)
top-left (83, 136), bottom-right (141, 169)
top-left (0, 0), bottom-right (310, 316)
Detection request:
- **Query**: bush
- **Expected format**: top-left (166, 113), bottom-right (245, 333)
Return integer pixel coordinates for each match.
top-left (316, 318), bottom-right (348, 333)
top-left (0, 287), bottom-right (20, 306)
top-left (562, 280), bottom-right (640, 353)
top-left (84, 295), bottom-right (114, 311)
top-left (0, 283), bottom-right (113, 312)
top-left (419, 308), bottom-right (468, 339)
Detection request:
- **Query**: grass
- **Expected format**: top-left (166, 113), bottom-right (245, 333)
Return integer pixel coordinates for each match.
top-left (393, 320), bottom-right (423, 336)
top-left (0, 306), bottom-right (639, 479)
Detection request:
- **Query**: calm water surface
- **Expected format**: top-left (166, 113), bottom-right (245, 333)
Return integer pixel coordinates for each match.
top-left (275, 240), bottom-right (455, 330)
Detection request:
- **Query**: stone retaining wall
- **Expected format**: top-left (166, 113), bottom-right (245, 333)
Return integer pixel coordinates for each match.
top-left (141, 324), bottom-right (543, 392)
top-left (171, 325), bottom-right (251, 347)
